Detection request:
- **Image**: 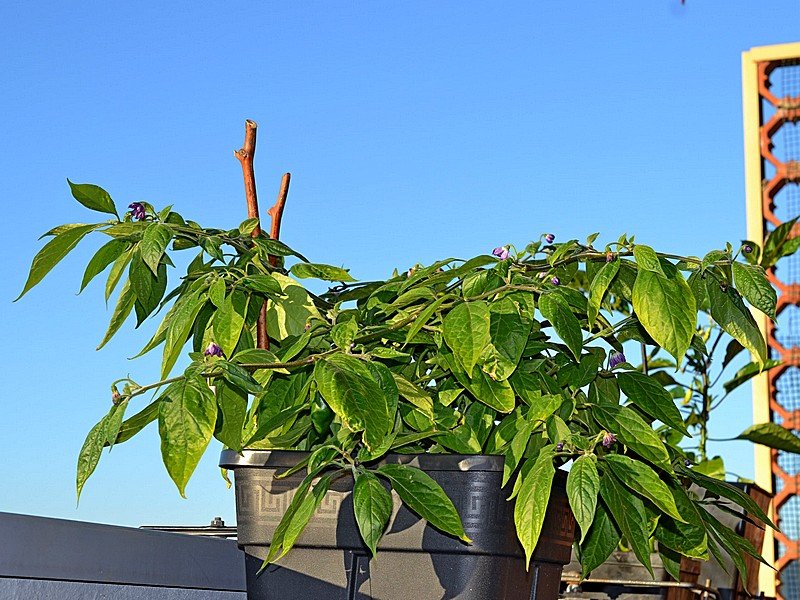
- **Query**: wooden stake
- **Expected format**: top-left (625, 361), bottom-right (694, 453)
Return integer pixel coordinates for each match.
top-left (234, 120), bottom-right (269, 349)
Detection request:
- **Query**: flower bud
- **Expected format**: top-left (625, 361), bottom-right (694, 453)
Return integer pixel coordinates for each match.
top-left (204, 342), bottom-right (224, 357)
top-left (606, 252), bottom-right (614, 262)
top-left (545, 233), bottom-right (555, 244)
top-left (609, 351), bottom-right (626, 368)
top-left (602, 432), bottom-right (617, 448)
top-left (111, 386), bottom-right (121, 405)
top-left (492, 246), bottom-right (510, 261)
top-left (555, 441), bottom-right (564, 452)
top-left (551, 276), bottom-right (560, 286)
top-left (128, 202), bottom-right (147, 221)
top-left (743, 245), bottom-right (753, 254)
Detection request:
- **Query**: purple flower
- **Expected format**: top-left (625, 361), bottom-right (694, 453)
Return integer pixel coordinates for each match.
top-left (551, 276), bottom-right (560, 286)
top-left (204, 342), bottom-right (224, 357)
top-left (602, 432), bottom-right (617, 448)
top-left (492, 246), bottom-right (510, 260)
top-left (128, 202), bottom-right (147, 221)
top-left (743, 245), bottom-right (753, 254)
top-left (685, 459), bottom-right (692, 467)
top-left (545, 233), bottom-right (555, 244)
top-left (609, 351), bottom-right (626, 368)
top-left (606, 252), bottom-right (614, 263)
top-left (556, 441), bottom-right (564, 452)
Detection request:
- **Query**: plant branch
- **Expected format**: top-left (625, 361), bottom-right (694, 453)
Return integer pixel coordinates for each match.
top-left (234, 119), bottom-right (270, 350)
top-left (268, 173), bottom-right (291, 267)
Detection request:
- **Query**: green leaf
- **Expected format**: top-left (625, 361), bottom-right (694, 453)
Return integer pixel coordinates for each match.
top-left (404, 295), bottom-right (451, 344)
top-left (617, 371), bottom-right (689, 436)
top-left (104, 399), bottom-right (129, 450)
top-left (593, 403), bottom-right (671, 470)
top-left (445, 352), bottom-right (515, 413)
top-left (737, 422), bottom-right (800, 454)
top-left (681, 467), bottom-right (775, 529)
top-left (105, 246), bottom-right (134, 302)
top-left (97, 279), bottom-right (137, 349)
top-left (539, 292), bottom-right (582, 361)
top-left (732, 262), bottom-right (777, 319)
top-left (214, 380), bottom-right (248, 451)
top-left (579, 501), bottom-right (621, 578)
top-left (80, 239), bottom-right (128, 293)
top-left (16, 224), bottom-right (98, 300)
top-left (76, 410), bottom-right (112, 501)
top-left (599, 471), bottom-right (653, 576)
top-left (762, 217), bottom-right (799, 266)
top-left (481, 294), bottom-right (533, 381)
top-left (377, 464), bottom-right (469, 542)
top-left (353, 471), bottom-right (393, 556)
top-left (633, 245), bottom-right (664, 274)
top-left (140, 223), bottom-right (173, 275)
top-left (239, 217), bottom-right (260, 236)
top-left (632, 268), bottom-right (696, 364)
top-left (158, 376), bottom-right (217, 497)
top-left (724, 359), bottom-right (780, 394)
top-left (587, 260), bottom-right (620, 328)
top-left (242, 274), bottom-right (283, 297)
top-left (290, 262), bottom-right (355, 282)
top-left (567, 455), bottom-right (600, 543)
top-left (208, 278), bottom-right (226, 308)
top-left (67, 179), bottom-right (118, 217)
top-left (162, 292), bottom-right (207, 377)
top-left (604, 454), bottom-right (684, 521)
top-left (266, 273), bottom-right (323, 338)
top-left (443, 300), bottom-right (491, 377)
top-left (129, 255), bottom-right (167, 325)
top-left (314, 354), bottom-right (395, 451)
top-left (693, 456), bottom-right (726, 479)
top-left (112, 400), bottom-right (159, 445)
top-left (331, 318), bottom-right (359, 350)
top-left (514, 448), bottom-right (556, 566)
top-left (392, 374), bottom-right (434, 418)
top-left (653, 485), bottom-right (708, 560)
top-left (706, 278), bottom-right (767, 363)
top-left (213, 290), bottom-right (249, 357)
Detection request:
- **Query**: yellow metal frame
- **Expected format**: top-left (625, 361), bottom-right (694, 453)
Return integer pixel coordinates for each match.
top-left (742, 41), bottom-right (800, 597)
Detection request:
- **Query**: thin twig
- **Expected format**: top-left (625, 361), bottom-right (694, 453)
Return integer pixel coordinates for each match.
top-left (234, 119), bottom-right (269, 349)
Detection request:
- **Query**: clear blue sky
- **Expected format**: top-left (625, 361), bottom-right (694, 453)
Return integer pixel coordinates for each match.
top-left (1, 1), bottom-right (796, 528)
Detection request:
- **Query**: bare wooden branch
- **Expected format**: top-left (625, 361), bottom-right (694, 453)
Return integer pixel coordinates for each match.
top-left (234, 119), bottom-right (269, 349)
top-left (267, 173), bottom-right (291, 267)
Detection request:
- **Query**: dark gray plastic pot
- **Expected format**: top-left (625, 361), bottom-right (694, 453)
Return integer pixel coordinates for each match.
top-left (220, 450), bottom-right (575, 600)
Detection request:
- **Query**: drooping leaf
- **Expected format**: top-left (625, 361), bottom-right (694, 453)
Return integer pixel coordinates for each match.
top-left (443, 300), bottom-right (491, 377)
top-left (162, 292), bottom-right (208, 377)
top-left (404, 295), bottom-right (451, 344)
top-left (353, 470), bottom-right (393, 555)
top-left (567, 454), bottom-right (600, 543)
top-left (266, 273), bottom-right (323, 338)
top-left (140, 223), bottom-right (173, 275)
top-left (97, 279), bottom-right (137, 349)
top-left (214, 380), bottom-right (248, 451)
top-left (706, 277), bottom-right (767, 363)
top-left (599, 471), bottom-right (653, 576)
top-left (129, 255), bottom-right (167, 325)
top-left (314, 354), bottom-right (395, 451)
top-left (17, 224), bottom-right (98, 300)
top-left (592, 403), bottom-right (671, 470)
top-left (80, 239), bottom-right (129, 293)
top-left (604, 454), bottom-right (684, 521)
top-left (539, 292), bottom-right (582, 360)
top-left (617, 371), bottom-right (689, 436)
top-left (158, 376), bottom-right (217, 497)
top-left (445, 352), bottom-right (515, 413)
top-left (732, 262), bottom-right (777, 320)
top-left (377, 464), bottom-right (469, 542)
top-left (514, 448), bottom-right (556, 566)
top-left (632, 268), bottom-right (696, 364)
top-left (481, 294), bottom-right (533, 381)
top-left (76, 410), bottom-right (112, 501)
top-left (587, 259), bottom-right (620, 328)
top-left (213, 290), bottom-right (249, 357)
top-left (579, 501), bottom-right (621, 578)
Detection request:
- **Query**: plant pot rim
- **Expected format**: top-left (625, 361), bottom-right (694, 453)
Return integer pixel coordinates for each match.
top-left (220, 449), bottom-right (509, 473)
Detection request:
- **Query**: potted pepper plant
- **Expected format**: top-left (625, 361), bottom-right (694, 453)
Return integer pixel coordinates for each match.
top-left (17, 156), bottom-right (799, 599)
